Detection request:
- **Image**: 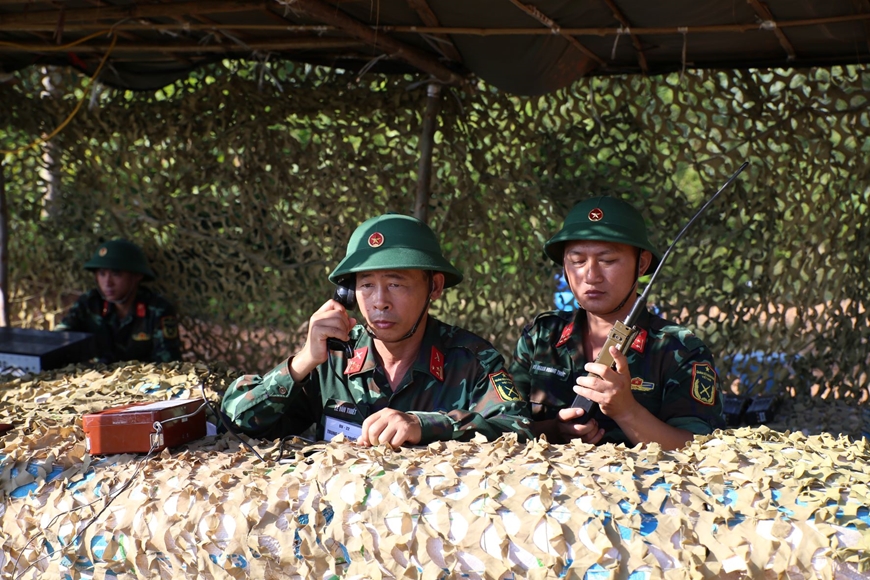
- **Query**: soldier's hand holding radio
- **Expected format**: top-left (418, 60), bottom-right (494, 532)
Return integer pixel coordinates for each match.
top-left (574, 344), bottom-right (641, 426)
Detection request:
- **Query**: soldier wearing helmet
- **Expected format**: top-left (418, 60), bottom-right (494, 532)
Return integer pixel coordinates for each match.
top-left (55, 239), bottom-right (182, 364)
top-left (509, 198), bottom-right (724, 450)
top-left (222, 214), bottom-right (532, 447)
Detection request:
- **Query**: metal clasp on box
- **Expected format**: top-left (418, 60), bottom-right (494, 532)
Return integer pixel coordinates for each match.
top-left (151, 421), bottom-right (165, 449)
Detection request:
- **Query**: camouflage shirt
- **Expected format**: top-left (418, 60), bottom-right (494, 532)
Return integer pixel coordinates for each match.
top-left (55, 287), bottom-right (181, 364)
top-left (221, 317), bottom-right (533, 444)
top-left (510, 307), bottom-right (725, 445)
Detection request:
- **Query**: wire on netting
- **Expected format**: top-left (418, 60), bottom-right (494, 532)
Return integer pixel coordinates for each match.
top-left (199, 376), bottom-right (266, 463)
top-left (1, 31), bottom-right (118, 157)
top-left (12, 432), bottom-right (160, 579)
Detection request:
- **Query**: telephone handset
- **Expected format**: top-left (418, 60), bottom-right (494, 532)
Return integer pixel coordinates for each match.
top-left (326, 277), bottom-right (356, 358)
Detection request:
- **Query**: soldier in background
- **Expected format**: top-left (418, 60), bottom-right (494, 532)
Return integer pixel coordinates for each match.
top-left (222, 213), bottom-right (532, 447)
top-left (56, 239), bottom-right (182, 364)
top-left (510, 197), bottom-right (724, 450)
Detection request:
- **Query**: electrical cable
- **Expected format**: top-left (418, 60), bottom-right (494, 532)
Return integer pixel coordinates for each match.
top-left (12, 434), bottom-right (160, 579)
top-left (199, 375), bottom-right (266, 463)
top-left (1, 32), bottom-right (117, 156)
top-left (11, 378), bottom-right (264, 577)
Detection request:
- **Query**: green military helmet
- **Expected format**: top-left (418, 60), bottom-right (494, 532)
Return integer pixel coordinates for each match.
top-left (329, 214), bottom-right (463, 288)
top-left (544, 197), bottom-right (662, 271)
top-left (83, 239), bottom-right (156, 282)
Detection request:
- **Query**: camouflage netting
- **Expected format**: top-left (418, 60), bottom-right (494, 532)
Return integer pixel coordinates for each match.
top-left (1, 63), bottom-right (869, 401)
top-left (1, 364), bottom-right (869, 579)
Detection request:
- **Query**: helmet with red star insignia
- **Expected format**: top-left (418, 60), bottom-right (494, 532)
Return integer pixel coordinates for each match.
top-left (544, 197), bottom-right (661, 271)
top-left (83, 239), bottom-right (156, 281)
top-left (329, 213), bottom-right (463, 289)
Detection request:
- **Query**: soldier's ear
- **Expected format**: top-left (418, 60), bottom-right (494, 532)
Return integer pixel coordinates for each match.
top-left (429, 272), bottom-right (445, 300)
top-left (638, 250), bottom-right (653, 277)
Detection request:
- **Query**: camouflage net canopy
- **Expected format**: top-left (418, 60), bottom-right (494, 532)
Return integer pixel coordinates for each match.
top-left (1, 63), bottom-right (869, 399)
top-left (0, 363), bottom-right (868, 579)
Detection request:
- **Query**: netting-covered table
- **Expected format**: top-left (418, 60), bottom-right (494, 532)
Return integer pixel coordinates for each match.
top-left (1, 363), bottom-right (868, 579)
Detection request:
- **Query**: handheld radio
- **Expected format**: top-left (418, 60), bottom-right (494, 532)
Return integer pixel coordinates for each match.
top-left (571, 162), bottom-right (749, 423)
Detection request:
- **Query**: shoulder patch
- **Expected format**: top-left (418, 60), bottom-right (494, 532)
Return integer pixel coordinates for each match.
top-left (691, 362), bottom-right (717, 406)
top-left (161, 315), bottom-right (179, 340)
top-left (489, 370), bottom-right (521, 402)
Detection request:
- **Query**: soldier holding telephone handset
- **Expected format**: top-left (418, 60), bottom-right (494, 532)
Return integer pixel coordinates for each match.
top-left (221, 213), bottom-right (532, 447)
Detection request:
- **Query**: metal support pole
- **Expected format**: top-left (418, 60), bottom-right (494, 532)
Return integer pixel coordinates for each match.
top-left (0, 164), bottom-right (9, 326)
top-left (414, 83), bottom-right (442, 224)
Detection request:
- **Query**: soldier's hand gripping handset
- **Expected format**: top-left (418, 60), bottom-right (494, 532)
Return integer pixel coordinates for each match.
top-left (325, 278), bottom-right (357, 358)
top-left (288, 290), bottom-right (357, 382)
top-left (571, 162), bottom-right (749, 423)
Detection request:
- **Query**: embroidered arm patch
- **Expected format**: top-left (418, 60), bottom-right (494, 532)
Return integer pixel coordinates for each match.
top-left (161, 316), bottom-right (179, 340)
top-left (490, 370), bottom-right (521, 402)
top-left (691, 362), bottom-right (717, 406)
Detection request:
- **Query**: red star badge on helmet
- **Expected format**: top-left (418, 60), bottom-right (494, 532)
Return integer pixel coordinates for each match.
top-left (368, 232), bottom-right (384, 247)
top-left (588, 208), bottom-right (604, 221)
top-left (98, 247), bottom-right (108, 256)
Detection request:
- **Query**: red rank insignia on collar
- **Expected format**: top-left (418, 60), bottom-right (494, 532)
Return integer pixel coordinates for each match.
top-left (344, 347), bottom-right (368, 375)
top-left (136, 303), bottom-right (146, 318)
top-left (102, 301), bottom-right (109, 316)
top-left (555, 322), bottom-right (574, 348)
top-left (430, 346), bottom-right (444, 381)
top-left (630, 329), bottom-right (648, 353)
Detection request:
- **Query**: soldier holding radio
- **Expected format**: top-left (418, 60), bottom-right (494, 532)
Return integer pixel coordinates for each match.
top-left (509, 197), bottom-right (725, 450)
top-left (221, 213), bottom-right (532, 447)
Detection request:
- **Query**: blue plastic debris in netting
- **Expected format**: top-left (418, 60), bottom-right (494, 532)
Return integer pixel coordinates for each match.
top-left (208, 553), bottom-right (248, 569)
top-left (585, 563), bottom-right (649, 580)
top-left (293, 507), bottom-right (350, 565)
top-left (9, 463), bottom-right (66, 498)
top-left (726, 351), bottom-right (796, 394)
top-left (616, 499), bottom-right (659, 537)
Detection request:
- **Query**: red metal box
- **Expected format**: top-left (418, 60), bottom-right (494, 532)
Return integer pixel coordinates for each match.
top-left (82, 399), bottom-right (206, 455)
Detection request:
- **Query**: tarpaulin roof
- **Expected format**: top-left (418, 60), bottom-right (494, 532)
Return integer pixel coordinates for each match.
top-left (1, 0), bottom-right (869, 94)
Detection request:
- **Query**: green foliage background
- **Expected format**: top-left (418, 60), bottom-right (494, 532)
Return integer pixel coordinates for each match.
top-left (1, 62), bottom-right (868, 397)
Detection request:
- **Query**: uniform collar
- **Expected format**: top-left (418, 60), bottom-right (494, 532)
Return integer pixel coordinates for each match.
top-left (344, 317), bottom-right (446, 381)
top-left (410, 317), bottom-right (446, 382)
top-left (100, 286), bottom-right (149, 324)
top-left (558, 302), bottom-right (651, 347)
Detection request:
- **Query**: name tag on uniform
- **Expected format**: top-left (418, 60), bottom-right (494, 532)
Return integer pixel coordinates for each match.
top-left (530, 363), bottom-right (569, 379)
top-left (324, 416), bottom-right (362, 441)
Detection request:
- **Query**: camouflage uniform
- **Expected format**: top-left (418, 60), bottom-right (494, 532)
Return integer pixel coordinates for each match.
top-left (222, 212), bottom-right (532, 444)
top-left (510, 307), bottom-right (724, 445)
top-left (514, 196), bottom-right (725, 444)
top-left (56, 287), bottom-right (181, 364)
top-left (55, 238), bottom-right (181, 364)
top-left (222, 316), bottom-right (531, 443)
